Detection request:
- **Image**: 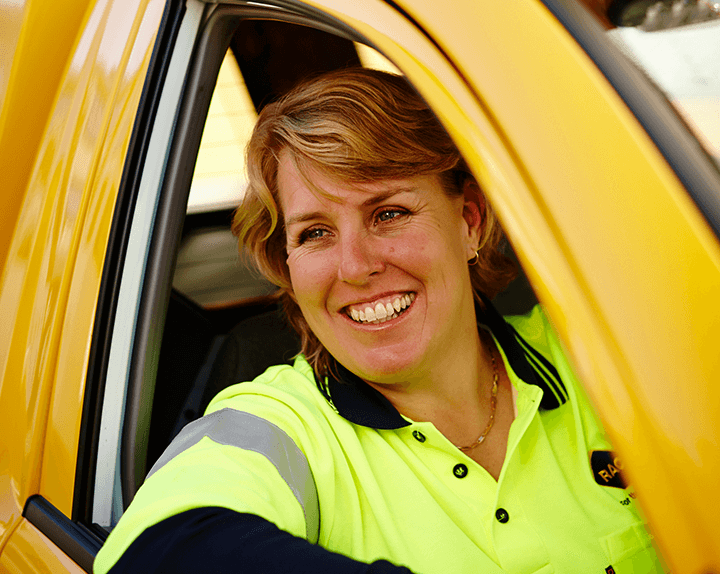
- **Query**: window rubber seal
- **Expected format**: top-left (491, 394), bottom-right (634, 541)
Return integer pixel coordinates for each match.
top-left (24, 496), bottom-right (105, 573)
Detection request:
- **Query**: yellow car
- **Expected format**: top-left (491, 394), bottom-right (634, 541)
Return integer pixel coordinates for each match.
top-left (1, 0), bottom-right (718, 572)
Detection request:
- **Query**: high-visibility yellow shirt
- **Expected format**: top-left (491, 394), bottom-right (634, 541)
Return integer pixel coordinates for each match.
top-left (95, 303), bottom-right (664, 574)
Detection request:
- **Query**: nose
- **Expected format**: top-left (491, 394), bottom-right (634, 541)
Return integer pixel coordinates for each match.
top-left (337, 232), bottom-right (385, 284)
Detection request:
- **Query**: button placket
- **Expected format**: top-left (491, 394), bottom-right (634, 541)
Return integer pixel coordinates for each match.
top-left (491, 487), bottom-right (550, 573)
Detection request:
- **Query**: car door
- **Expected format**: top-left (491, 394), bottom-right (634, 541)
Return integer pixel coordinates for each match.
top-left (0, 0), bottom-right (191, 571)
top-left (1, 0), bottom-right (718, 573)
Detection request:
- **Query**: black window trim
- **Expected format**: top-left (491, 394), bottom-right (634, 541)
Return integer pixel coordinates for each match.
top-left (23, 496), bottom-right (104, 573)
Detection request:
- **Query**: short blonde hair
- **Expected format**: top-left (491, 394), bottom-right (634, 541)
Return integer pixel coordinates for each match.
top-left (232, 68), bottom-right (516, 380)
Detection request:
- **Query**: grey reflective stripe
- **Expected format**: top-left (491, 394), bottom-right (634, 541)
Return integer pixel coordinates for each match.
top-left (147, 408), bottom-right (320, 543)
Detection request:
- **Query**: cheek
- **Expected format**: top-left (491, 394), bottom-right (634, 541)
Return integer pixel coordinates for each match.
top-left (393, 228), bottom-right (470, 295)
top-left (287, 251), bottom-right (336, 305)
top-left (391, 228), bottom-right (452, 272)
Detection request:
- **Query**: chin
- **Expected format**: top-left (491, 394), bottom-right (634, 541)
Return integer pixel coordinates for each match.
top-left (335, 345), bottom-right (422, 383)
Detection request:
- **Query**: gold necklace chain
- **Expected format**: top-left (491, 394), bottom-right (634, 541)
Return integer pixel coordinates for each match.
top-left (455, 336), bottom-right (499, 452)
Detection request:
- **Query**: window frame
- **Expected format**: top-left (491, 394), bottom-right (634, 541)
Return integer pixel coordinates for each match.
top-left (114, 0), bottom-right (369, 510)
top-left (86, 0), bottom-right (207, 531)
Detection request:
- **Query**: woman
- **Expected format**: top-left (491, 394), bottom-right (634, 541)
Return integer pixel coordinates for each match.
top-left (95, 68), bottom-right (663, 574)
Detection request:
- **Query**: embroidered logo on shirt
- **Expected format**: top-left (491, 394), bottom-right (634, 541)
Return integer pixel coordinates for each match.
top-left (590, 450), bottom-right (627, 489)
top-left (606, 566), bottom-right (616, 574)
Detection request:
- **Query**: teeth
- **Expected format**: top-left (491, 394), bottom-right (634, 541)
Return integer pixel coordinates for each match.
top-left (375, 303), bottom-right (387, 320)
top-left (348, 293), bottom-right (415, 324)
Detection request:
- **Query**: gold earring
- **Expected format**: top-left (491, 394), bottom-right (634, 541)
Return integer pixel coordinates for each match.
top-left (468, 248), bottom-right (480, 266)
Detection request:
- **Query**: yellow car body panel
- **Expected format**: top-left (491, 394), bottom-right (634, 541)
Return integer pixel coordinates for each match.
top-left (37, 0), bottom-right (165, 518)
top-left (0, 520), bottom-right (84, 574)
top-left (1, 0), bottom-right (719, 572)
top-left (0, 0), bottom-right (163, 566)
top-left (0, 0), bottom-right (93, 273)
top-left (0, 0), bottom-right (97, 551)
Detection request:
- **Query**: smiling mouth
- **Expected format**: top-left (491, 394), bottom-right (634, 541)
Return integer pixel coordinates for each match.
top-left (345, 293), bottom-right (416, 325)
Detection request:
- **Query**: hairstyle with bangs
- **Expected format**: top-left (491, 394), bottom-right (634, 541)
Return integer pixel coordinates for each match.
top-left (232, 67), bottom-right (516, 382)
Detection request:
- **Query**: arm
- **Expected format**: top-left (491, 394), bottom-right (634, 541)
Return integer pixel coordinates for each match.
top-left (104, 508), bottom-right (414, 574)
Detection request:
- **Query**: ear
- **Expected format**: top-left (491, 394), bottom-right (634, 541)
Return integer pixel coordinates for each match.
top-left (460, 179), bottom-right (485, 257)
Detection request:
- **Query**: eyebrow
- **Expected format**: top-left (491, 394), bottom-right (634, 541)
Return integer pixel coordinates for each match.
top-left (284, 186), bottom-right (419, 228)
top-left (285, 211), bottom-right (327, 228)
top-left (360, 186), bottom-right (418, 207)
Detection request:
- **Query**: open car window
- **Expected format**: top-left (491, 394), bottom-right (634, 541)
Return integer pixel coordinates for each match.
top-left (93, 2), bottom-right (545, 537)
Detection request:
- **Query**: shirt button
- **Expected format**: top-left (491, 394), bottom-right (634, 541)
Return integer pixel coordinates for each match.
top-left (412, 430), bottom-right (426, 443)
top-left (495, 508), bottom-right (509, 523)
top-left (453, 464), bottom-right (468, 478)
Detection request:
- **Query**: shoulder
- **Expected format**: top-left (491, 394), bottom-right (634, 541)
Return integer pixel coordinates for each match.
top-left (504, 304), bottom-right (574, 391)
top-left (500, 305), bottom-right (573, 408)
top-left (505, 305), bottom-right (612, 443)
top-left (202, 355), bottom-right (343, 450)
top-left (503, 304), bottom-right (603, 424)
top-left (503, 304), bottom-right (553, 354)
top-left (207, 356), bottom-right (328, 416)
top-left (96, 358), bottom-right (331, 571)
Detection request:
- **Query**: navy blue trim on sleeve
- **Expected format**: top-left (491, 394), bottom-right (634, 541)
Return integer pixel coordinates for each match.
top-left (102, 508), bottom-right (414, 574)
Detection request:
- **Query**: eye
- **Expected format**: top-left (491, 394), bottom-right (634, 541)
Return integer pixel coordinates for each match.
top-left (298, 226), bottom-right (330, 244)
top-left (375, 208), bottom-right (408, 224)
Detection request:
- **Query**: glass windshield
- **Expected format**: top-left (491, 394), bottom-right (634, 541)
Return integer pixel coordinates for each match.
top-left (606, 1), bottom-right (720, 164)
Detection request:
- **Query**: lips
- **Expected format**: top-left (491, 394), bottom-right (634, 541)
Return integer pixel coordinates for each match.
top-left (344, 293), bottom-right (416, 324)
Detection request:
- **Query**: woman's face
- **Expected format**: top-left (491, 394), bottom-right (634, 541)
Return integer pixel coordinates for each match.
top-left (278, 152), bottom-right (483, 385)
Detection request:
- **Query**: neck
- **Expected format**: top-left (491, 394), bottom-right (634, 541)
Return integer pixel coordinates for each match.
top-left (365, 320), bottom-right (493, 429)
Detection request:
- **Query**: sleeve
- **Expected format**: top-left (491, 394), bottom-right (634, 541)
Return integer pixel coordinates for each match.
top-left (103, 508), bottom-right (415, 574)
top-left (93, 407), bottom-right (322, 573)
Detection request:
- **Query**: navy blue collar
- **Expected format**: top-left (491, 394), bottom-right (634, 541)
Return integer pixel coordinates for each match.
top-left (325, 296), bottom-right (567, 429)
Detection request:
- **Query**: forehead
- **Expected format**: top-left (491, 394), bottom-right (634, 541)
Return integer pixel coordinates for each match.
top-left (276, 151), bottom-right (437, 218)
